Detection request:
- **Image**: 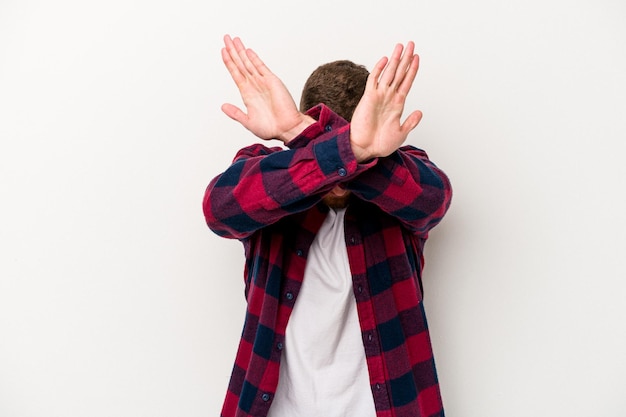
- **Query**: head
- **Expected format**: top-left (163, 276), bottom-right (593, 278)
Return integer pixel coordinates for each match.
top-left (300, 60), bottom-right (369, 209)
top-left (299, 60), bottom-right (369, 122)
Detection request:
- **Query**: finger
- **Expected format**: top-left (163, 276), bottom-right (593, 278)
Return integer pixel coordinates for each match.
top-left (232, 36), bottom-right (261, 78)
top-left (246, 48), bottom-right (271, 77)
top-left (391, 41), bottom-right (415, 89)
top-left (397, 54), bottom-right (420, 97)
top-left (379, 43), bottom-right (403, 86)
top-left (221, 47), bottom-right (245, 86)
top-left (223, 34), bottom-right (240, 65)
top-left (224, 35), bottom-right (251, 79)
top-left (400, 110), bottom-right (423, 135)
top-left (223, 36), bottom-right (245, 74)
top-left (367, 56), bottom-right (388, 91)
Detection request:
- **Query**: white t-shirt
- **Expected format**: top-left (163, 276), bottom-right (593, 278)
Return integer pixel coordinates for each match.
top-left (267, 207), bottom-right (377, 417)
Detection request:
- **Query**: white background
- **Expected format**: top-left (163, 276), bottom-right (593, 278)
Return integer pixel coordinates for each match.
top-left (1, 0), bottom-right (625, 416)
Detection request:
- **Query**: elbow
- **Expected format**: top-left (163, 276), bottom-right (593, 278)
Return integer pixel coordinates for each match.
top-left (202, 183), bottom-right (260, 241)
top-left (202, 183), bottom-right (240, 240)
top-left (436, 173), bottom-right (453, 216)
top-left (203, 186), bottom-right (225, 237)
top-left (408, 172), bottom-right (452, 236)
top-left (424, 175), bottom-right (453, 232)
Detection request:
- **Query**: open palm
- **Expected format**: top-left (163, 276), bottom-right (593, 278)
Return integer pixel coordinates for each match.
top-left (221, 35), bottom-right (311, 142)
top-left (350, 42), bottom-right (423, 162)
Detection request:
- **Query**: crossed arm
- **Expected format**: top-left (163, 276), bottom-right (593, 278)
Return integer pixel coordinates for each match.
top-left (204, 35), bottom-right (451, 239)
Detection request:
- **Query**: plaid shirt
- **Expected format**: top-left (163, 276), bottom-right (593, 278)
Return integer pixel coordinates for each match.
top-left (203, 104), bottom-right (452, 417)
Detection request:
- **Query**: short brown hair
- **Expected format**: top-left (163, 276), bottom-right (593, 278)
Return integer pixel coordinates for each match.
top-left (299, 60), bottom-right (369, 122)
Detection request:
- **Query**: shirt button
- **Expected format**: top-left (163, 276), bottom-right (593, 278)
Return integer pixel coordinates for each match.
top-left (375, 383), bottom-right (382, 390)
top-left (358, 285), bottom-right (363, 293)
top-left (261, 393), bottom-right (271, 402)
top-left (324, 124), bottom-right (332, 132)
top-left (285, 292), bottom-right (294, 301)
top-left (368, 333), bottom-right (373, 342)
top-left (277, 342), bottom-right (284, 350)
top-left (337, 167), bottom-right (347, 177)
top-left (349, 237), bottom-right (356, 244)
top-left (296, 249), bottom-right (303, 257)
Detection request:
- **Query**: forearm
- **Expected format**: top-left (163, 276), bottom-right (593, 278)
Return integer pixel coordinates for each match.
top-left (346, 146), bottom-right (452, 236)
top-left (204, 108), bottom-right (375, 239)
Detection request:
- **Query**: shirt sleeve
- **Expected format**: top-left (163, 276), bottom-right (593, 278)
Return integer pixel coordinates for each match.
top-left (203, 104), bottom-right (376, 240)
top-left (345, 146), bottom-right (452, 237)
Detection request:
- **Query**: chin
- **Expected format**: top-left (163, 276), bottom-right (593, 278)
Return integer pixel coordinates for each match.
top-left (322, 192), bottom-right (351, 209)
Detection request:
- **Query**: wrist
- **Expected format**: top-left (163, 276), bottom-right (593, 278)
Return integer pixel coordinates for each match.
top-left (350, 142), bottom-right (374, 163)
top-left (278, 114), bottom-right (316, 144)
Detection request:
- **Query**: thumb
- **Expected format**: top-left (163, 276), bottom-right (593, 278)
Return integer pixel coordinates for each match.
top-left (400, 110), bottom-right (423, 135)
top-left (221, 103), bottom-right (249, 126)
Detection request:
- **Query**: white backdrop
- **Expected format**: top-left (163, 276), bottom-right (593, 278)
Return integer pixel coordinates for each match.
top-left (1, 0), bottom-right (625, 416)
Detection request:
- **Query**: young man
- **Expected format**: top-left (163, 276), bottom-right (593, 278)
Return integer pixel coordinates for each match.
top-left (204, 35), bottom-right (452, 417)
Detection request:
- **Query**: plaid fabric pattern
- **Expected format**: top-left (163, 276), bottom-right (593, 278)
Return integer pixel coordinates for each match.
top-left (203, 104), bottom-right (452, 417)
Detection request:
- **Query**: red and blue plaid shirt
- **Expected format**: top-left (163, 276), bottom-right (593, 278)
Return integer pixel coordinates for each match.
top-left (203, 104), bottom-right (452, 417)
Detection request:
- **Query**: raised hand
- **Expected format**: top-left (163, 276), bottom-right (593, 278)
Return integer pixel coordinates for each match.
top-left (220, 35), bottom-right (314, 143)
top-left (349, 42), bottom-right (423, 162)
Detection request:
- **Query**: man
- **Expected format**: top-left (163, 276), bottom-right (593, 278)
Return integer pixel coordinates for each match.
top-left (204, 35), bottom-right (452, 417)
